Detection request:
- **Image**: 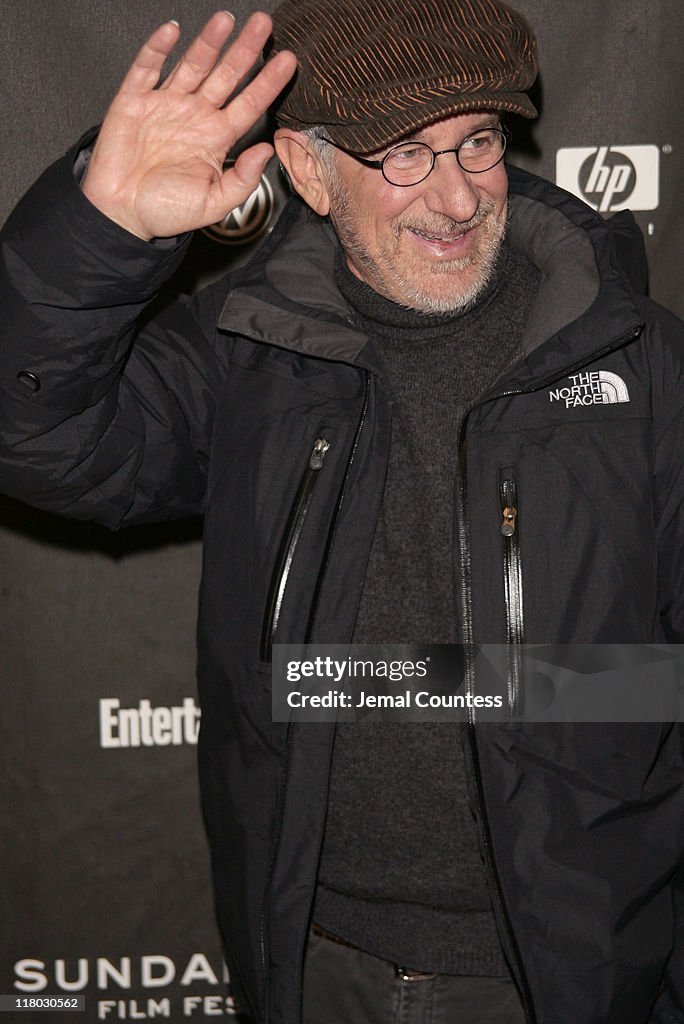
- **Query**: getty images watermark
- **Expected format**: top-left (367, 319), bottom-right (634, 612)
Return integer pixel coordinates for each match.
top-left (272, 644), bottom-right (684, 722)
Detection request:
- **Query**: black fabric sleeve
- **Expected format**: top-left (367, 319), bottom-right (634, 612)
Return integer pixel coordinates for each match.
top-left (0, 136), bottom-right (224, 528)
top-left (644, 298), bottom-right (684, 643)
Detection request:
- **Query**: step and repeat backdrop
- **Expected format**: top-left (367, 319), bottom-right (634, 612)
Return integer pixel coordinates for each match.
top-left (1, 2), bottom-right (682, 1020)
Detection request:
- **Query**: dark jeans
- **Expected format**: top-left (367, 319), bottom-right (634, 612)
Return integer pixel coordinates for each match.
top-left (302, 927), bottom-right (527, 1024)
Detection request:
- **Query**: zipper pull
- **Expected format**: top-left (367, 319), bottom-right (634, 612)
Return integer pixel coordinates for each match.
top-left (309, 437), bottom-right (330, 470)
top-left (501, 506), bottom-right (517, 537)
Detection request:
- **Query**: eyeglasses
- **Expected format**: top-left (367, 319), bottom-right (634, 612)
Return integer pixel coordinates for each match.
top-left (325, 127), bottom-right (509, 187)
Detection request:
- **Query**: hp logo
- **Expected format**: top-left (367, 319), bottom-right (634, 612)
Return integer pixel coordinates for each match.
top-left (556, 145), bottom-right (660, 213)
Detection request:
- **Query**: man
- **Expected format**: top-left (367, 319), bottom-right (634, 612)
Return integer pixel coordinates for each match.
top-left (0, 1), bottom-right (682, 1022)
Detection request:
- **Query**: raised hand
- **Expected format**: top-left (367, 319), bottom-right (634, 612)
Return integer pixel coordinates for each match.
top-left (81, 11), bottom-right (297, 241)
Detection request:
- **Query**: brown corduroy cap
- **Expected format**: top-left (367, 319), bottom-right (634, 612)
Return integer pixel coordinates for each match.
top-left (269, 0), bottom-right (538, 153)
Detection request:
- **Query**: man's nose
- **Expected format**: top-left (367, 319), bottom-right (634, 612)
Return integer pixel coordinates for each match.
top-left (422, 153), bottom-right (481, 222)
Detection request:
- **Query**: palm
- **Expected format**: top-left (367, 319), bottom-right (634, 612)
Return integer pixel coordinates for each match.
top-left (82, 12), bottom-right (297, 240)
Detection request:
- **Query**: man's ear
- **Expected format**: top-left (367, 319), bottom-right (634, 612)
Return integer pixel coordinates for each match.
top-left (274, 129), bottom-right (332, 216)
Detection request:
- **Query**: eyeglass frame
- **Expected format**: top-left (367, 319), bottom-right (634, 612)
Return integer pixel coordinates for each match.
top-left (323, 125), bottom-right (510, 187)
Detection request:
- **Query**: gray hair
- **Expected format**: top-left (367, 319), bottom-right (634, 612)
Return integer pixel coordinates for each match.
top-left (301, 125), bottom-right (333, 153)
top-left (301, 127), bottom-right (341, 187)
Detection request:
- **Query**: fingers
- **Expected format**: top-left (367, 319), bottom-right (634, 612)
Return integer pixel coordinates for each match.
top-left (221, 49), bottom-right (298, 141)
top-left (118, 9), bottom-right (297, 126)
top-left (161, 10), bottom-right (236, 94)
top-left (228, 142), bottom-right (275, 193)
top-left (120, 20), bottom-right (181, 94)
top-left (197, 11), bottom-right (275, 107)
top-left (207, 142), bottom-right (274, 225)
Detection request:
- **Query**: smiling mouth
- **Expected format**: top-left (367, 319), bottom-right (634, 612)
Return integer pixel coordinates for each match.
top-left (408, 227), bottom-right (471, 243)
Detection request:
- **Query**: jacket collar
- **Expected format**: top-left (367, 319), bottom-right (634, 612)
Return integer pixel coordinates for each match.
top-left (217, 166), bottom-right (645, 384)
top-left (217, 199), bottom-right (377, 367)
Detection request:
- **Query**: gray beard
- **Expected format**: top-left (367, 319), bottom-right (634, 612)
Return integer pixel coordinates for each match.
top-left (329, 185), bottom-right (505, 315)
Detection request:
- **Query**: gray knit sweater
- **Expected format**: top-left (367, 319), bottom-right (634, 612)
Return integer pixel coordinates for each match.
top-left (313, 240), bottom-right (540, 975)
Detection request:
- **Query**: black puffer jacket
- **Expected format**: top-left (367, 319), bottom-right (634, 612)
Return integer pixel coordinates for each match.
top-left (1, 146), bottom-right (683, 1024)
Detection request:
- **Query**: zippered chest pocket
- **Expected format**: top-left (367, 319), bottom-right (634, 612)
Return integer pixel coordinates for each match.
top-left (500, 470), bottom-right (524, 715)
top-left (261, 436), bottom-right (332, 662)
top-left (500, 473), bottom-right (524, 646)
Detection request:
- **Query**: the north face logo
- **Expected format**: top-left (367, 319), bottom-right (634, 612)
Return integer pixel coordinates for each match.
top-left (549, 371), bottom-right (630, 409)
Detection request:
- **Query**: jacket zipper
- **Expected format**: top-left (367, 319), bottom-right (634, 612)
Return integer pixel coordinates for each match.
top-left (260, 437), bottom-right (330, 662)
top-left (260, 373), bottom-right (371, 1021)
top-left (306, 371), bottom-right (372, 642)
top-left (456, 323), bottom-right (643, 1024)
top-left (458, 436), bottom-right (536, 1023)
top-left (501, 474), bottom-right (524, 716)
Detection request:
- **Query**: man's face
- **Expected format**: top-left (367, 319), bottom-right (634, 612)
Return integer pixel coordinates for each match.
top-left (322, 112), bottom-right (509, 314)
